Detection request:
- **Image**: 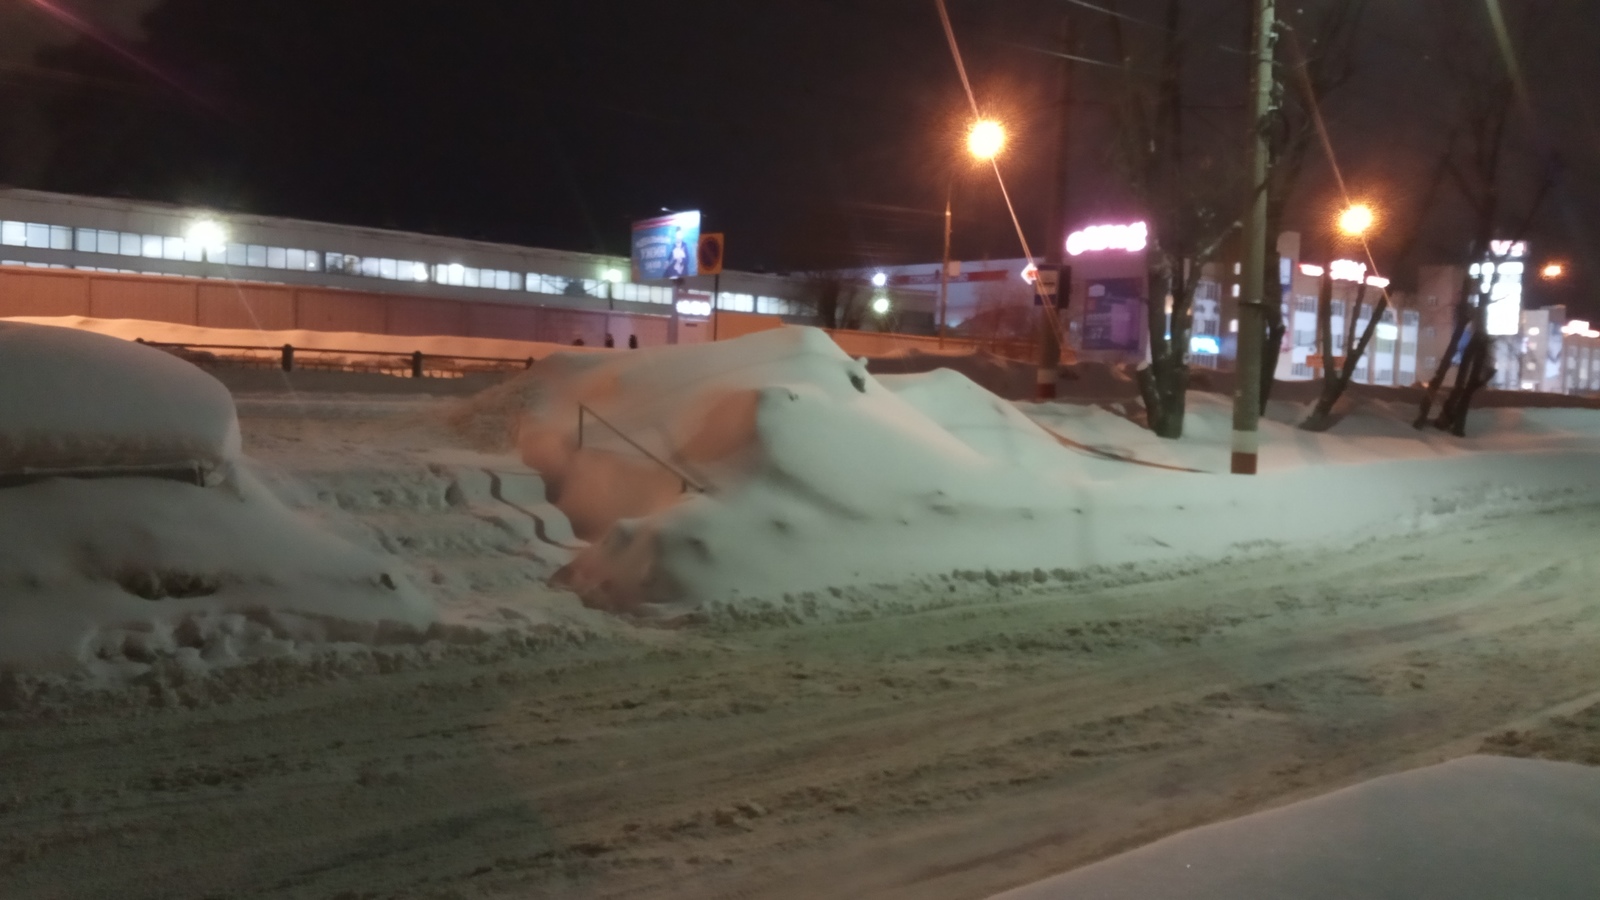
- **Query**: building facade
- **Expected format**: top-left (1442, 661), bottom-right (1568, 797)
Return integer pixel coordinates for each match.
top-left (0, 188), bottom-right (808, 345)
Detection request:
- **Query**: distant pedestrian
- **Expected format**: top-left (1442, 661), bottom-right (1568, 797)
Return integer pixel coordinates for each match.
top-left (604, 334), bottom-right (615, 348)
top-left (572, 337), bottom-right (585, 346)
top-left (628, 334), bottom-right (639, 349)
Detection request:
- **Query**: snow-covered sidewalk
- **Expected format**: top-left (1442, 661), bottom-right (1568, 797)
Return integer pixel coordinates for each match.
top-left (989, 755), bottom-right (1600, 900)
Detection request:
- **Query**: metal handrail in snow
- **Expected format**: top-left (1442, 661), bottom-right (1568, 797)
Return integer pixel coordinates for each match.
top-left (576, 404), bottom-right (708, 494)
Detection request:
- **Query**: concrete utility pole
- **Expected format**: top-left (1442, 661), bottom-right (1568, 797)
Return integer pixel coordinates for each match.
top-left (1231, 0), bottom-right (1275, 475)
top-left (939, 187), bottom-right (952, 347)
top-left (1036, 11), bottom-right (1073, 400)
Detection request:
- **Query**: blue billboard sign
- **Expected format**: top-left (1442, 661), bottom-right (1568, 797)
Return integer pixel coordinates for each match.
top-left (1083, 277), bottom-right (1144, 352)
top-left (631, 211), bottom-right (701, 281)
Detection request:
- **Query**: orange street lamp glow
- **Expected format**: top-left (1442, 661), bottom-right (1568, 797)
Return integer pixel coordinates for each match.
top-left (1337, 203), bottom-right (1375, 238)
top-left (967, 119), bottom-right (1005, 160)
top-left (1542, 262), bottom-right (1566, 280)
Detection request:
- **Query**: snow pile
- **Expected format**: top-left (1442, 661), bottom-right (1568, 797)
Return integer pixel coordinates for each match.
top-left (0, 321), bottom-right (239, 481)
top-left (989, 755), bottom-right (1600, 900)
top-left (0, 323), bottom-right (433, 672)
top-left (500, 326), bottom-right (1600, 618)
top-left (510, 326), bottom-right (1153, 614)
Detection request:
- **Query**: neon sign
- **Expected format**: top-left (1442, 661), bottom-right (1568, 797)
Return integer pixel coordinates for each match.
top-left (1066, 221), bottom-right (1147, 257)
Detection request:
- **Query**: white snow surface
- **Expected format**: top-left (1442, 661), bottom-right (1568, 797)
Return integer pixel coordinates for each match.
top-left (989, 755), bottom-right (1600, 900)
top-left (0, 320), bottom-right (239, 478)
top-left (0, 324), bottom-right (433, 671)
top-left (504, 325), bottom-right (1600, 615)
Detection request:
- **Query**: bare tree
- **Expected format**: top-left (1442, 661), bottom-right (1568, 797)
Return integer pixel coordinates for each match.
top-left (1256, 0), bottom-right (1368, 410)
top-left (1106, 0), bottom-right (1239, 438)
top-left (1300, 148), bottom-right (1452, 431)
top-left (794, 272), bottom-right (868, 331)
top-left (1413, 1), bottom-right (1559, 435)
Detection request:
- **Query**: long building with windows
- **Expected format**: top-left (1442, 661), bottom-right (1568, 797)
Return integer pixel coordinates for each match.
top-left (0, 187), bottom-right (807, 345)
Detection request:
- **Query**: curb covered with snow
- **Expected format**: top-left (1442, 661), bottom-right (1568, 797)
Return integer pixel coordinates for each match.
top-left (988, 755), bottom-right (1600, 899)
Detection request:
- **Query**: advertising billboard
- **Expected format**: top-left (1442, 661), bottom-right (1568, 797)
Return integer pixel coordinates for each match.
top-left (631, 211), bottom-right (701, 281)
top-left (1083, 277), bottom-right (1144, 352)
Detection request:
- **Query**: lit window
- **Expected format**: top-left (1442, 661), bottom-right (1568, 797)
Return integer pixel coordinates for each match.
top-left (0, 221), bottom-right (24, 246)
top-left (304, 250), bottom-right (319, 271)
top-left (141, 234), bottom-right (163, 257)
top-left (26, 223), bottom-right (50, 248)
top-left (50, 226), bottom-right (71, 250)
top-left (464, 267), bottom-right (480, 288)
top-left (495, 270), bottom-right (512, 290)
top-left (410, 261), bottom-right (429, 281)
top-left (287, 248), bottom-right (305, 270)
top-left (120, 232), bottom-right (141, 256)
top-left (360, 257), bottom-right (379, 278)
top-left (74, 228), bottom-right (94, 252)
top-left (164, 236), bottom-right (185, 260)
top-left (96, 230), bottom-right (118, 254)
top-left (226, 243), bottom-right (247, 266)
top-left (379, 258), bottom-right (397, 279)
top-left (247, 245), bottom-right (268, 267)
top-left (267, 247), bottom-right (287, 269)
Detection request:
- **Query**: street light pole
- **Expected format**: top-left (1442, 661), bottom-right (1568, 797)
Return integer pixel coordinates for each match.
top-left (939, 185), bottom-right (952, 347)
top-left (1231, 0), bottom-right (1275, 475)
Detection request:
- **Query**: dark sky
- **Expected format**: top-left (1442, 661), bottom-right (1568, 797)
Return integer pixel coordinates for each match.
top-left (2, 0), bottom-right (1597, 316)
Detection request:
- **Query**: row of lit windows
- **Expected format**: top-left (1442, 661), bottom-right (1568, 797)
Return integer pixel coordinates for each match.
top-left (3, 217), bottom-right (802, 314)
top-left (0, 255), bottom-right (801, 316)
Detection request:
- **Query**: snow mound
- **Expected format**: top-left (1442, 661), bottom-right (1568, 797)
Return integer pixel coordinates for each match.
top-left (504, 326), bottom-right (1600, 618)
top-left (0, 323), bottom-right (434, 672)
top-left (990, 755), bottom-right (1600, 900)
top-left (0, 322), bottom-right (239, 481)
top-left (512, 326), bottom-right (1127, 614)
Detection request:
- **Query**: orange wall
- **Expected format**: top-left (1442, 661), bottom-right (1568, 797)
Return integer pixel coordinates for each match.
top-left (0, 265), bottom-right (675, 348)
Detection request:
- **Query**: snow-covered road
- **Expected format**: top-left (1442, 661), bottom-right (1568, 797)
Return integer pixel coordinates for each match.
top-left (4, 499), bottom-right (1599, 899)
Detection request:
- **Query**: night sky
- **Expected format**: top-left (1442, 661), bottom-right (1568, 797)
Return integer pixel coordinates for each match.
top-left (1, 0), bottom-right (1597, 316)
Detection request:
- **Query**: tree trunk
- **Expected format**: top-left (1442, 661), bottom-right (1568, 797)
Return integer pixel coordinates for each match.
top-left (1258, 250), bottom-right (1285, 413)
top-left (1301, 280), bottom-right (1386, 431)
top-left (1137, 256), bottom-right (1189, 439)
top-left (1414, 298), bottom-right (1472, 428)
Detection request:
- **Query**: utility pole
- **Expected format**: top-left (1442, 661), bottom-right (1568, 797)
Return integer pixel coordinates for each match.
top-left (939, 186), bottom-right (952, 347)
top-left (1036, 11), bottom-right (1073, 400)
top-left (1231, 0), bottom-right (1275, 474)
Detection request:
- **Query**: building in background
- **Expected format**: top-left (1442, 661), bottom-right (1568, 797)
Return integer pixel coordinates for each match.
top-left (0, 187), bottom-right (808, 346)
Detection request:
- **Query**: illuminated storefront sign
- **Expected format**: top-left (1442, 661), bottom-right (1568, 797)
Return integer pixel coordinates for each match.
top-left (1066, 221), bottom-right (1147, 257)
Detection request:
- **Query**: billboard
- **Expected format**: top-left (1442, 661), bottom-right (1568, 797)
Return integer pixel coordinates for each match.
top-left (1083, 277), bottom-right (1144, 352)
top-left (631, 211), bottom-right (701, 281)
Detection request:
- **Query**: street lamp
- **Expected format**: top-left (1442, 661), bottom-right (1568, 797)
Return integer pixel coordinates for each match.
top-left (185, 218), bottom-right (228, 259)
top-left (1337, 203), bottom-right (1375, 239)
top-left (1541, 262), bottom-right (1567, 281)
top-left (872, 295), bottom-right (891, 316)
top-left (938, 119), bottom-right (1007, 345)
top-left (966, 119), bottom-right (1006, 161)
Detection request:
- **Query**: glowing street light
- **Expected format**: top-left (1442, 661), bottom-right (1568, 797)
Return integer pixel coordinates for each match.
top-left (1541, 262), bottom-right (1567, 281)
top-left (871, 295), bottom-right (891, 315)
top-left (185, 218), bottom-right (228, 255)
top-left (603, 268), bottom-right (624, 283)
top-left (1337, 203), bottom-right (1375, 238)
top-left (966, 119), bottom-right (1005, 160)
top-left (870, 271), bottom-right (888, 288)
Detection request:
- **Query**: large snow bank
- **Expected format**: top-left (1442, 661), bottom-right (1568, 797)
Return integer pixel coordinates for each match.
top-left (0, 324), bottom-right (433, 671)
top-left (502, 326), bottom-right (1600, 617)
top-left (0, 321), bottom-right (239, 480)
top-left (989, 755), bottom-right (1600, 900)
